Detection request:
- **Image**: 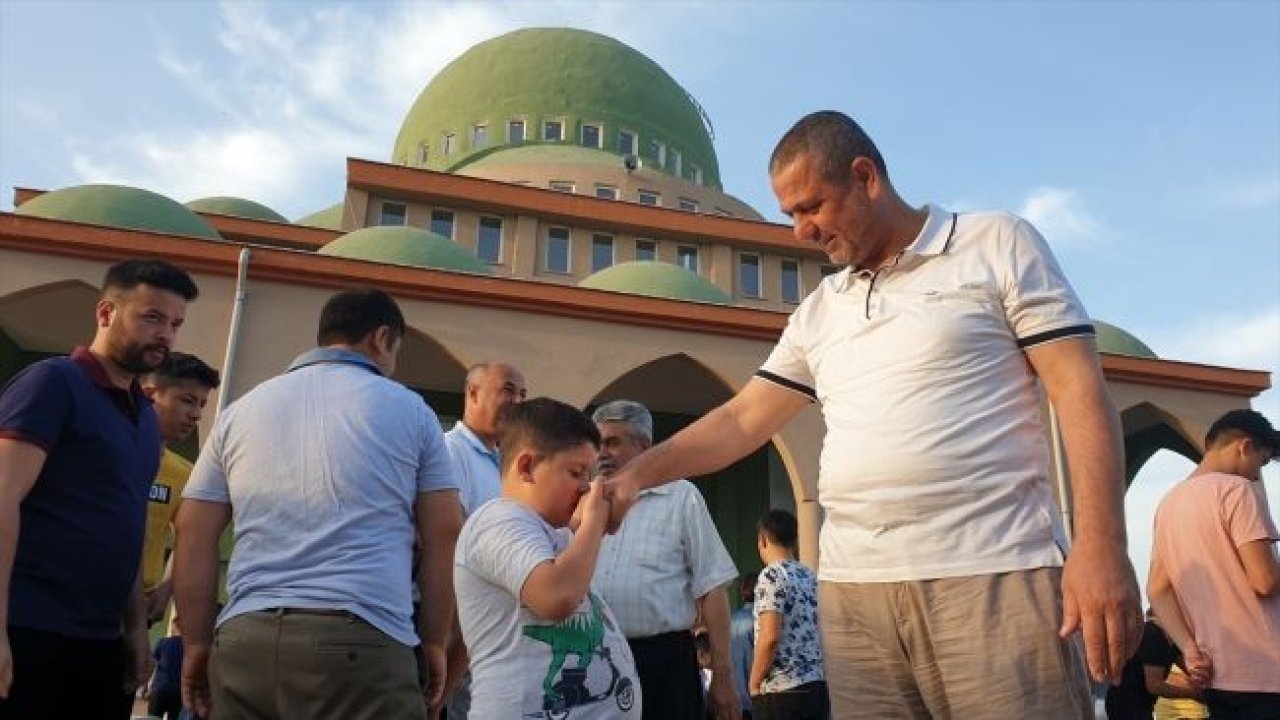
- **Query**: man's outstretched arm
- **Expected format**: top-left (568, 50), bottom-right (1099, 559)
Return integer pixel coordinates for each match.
top-left (0, 439), bottom-right (45, 699)
top-left (172, 497), bottom-right (231, 718)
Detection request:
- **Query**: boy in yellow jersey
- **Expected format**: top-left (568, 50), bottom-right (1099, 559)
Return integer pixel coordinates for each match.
top-left (139, 352), bottom-right (220, 625)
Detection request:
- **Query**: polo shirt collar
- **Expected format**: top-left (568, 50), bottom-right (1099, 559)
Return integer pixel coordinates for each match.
top-left (286, 347), bottom-right (383, 376)
top-left (452, 420), bottom-right (498, 457)
top-left (902, 204), bottom-right (955, 257)
top-left (70, 345), bottom-right (149, 416)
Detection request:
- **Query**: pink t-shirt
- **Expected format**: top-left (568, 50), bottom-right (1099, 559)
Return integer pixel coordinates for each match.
top-left (1153, 472), bottom-right (1280, 692)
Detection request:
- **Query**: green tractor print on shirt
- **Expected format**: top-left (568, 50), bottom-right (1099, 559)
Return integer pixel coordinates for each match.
top-left (522, 592), bottom-right (636, 719)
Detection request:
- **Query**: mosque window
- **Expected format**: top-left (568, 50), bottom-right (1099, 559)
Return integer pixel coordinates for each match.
top-left (549, 181), bottom-right (575, 193)
top-left (677, 245), bottom-right (699, 273)
top-left (713, 207), bottom-right (735, 218)
top-left (443, 133), bottom-right (457, 155)
top-left (638, 190), bottom-right (660, 206)
top-left (477, 217), bottom-right (503, 263)
top-left (739, 253), bottom-right (762, 298)
top-left (635, 239), bottom-right (656, 262)
top-left (581, 124), bottom-right (602, 148)
top-left (543, 120), bottom-right (564, 142)
top-left (650, 140), bottom-right (667, 167)
top-left (678, 198), bottom-right (699, 213)
top-left (417, 143), bottom-right (429, 165)
top-left (430, 209), bottom-right (454, 240)
top-left (595, 185), bottom-right (619, 200)
top-left (545, 227), bottom-right (571, 273)
top-left (472, 124), bottom-right (488, 149)
top-left (508, 120), bottom-right (525, 143)
top-left (618, 130), bottom-right (636, 156)
top-left (670, 149), bottom-right (682, 176)
top-left (591, 234), bottom-right (614, 272)
top-left (378, 202), bottom-right (406, 226)
top-left (781, 259), bottom-right (801, 303)
top-left (691, 164), bottom-right (704, 186)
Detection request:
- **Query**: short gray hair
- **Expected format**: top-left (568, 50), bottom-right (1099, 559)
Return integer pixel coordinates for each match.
top-left (592, 400), bottom-right (653, 443)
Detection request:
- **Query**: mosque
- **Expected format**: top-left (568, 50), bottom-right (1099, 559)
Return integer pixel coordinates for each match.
top-left (0, 28), bottom-right (1270, 576)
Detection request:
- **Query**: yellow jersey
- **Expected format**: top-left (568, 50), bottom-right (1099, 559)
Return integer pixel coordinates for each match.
top-left (142, 448), bottom-right (193, 590)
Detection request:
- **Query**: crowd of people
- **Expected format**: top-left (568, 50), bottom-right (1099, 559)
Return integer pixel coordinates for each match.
top-left (0, 110), bottom-right (1276, 720)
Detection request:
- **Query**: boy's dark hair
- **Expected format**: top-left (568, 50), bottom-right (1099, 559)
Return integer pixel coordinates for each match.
top-left (499, 398), bottom-right (601, 475)
top-left (144, 352), bottom-right (221, 390)
top-left (758, 509), bottom-right (799, 553)
top-left (316, 288), bottom-right (405, 346)
top-left (1206, 409), bottom-right (1279, 460)
top-left (103, 259), bottom-right (199, 300)
top-left (769, 110), bottom-right (889, 185)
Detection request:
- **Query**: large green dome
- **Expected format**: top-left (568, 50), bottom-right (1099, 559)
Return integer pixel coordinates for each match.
top-left (579, 261), bottom-right (730, 304)
top-left (392, 27), bottom-right (720, 188)
top-left (318, 226), bottom-right (492, 275)
top-left (186, 196), bottom-right (288, 224)
top-left (16, 184), bottom-right (221, 240)
top-left (1093, 321), bottom-right (1157, 358)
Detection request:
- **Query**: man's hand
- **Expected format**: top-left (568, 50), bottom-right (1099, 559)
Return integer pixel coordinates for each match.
top-left (604, 472), bottom-right (639, 534)
top-left (577, 478), bottom-right (611, 535)
top-left (145, 580), bottom-right (173, 627)
top-left (0, 630), bottom-right (12, 699)
top-left (1181, 644), bottom-right (1214, 689)
top-left (123, 623), bottom-right (153, 696)
top-left (421, 642), bottom-right (448, 711)
top-left (707, 671), bottom-right (741, 720)
top-left (1059, 540), bottom-right (1141, 684)
top-left (182, 642), bottom-right (213, 719)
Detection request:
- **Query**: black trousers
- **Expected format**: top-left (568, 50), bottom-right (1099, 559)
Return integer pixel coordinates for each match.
top-left (1204, 688), bottom-right (1280, 720)
top-left (628, 630), bottom-right (704, 720)
top-left (0, 625), bottom-right (132, 719)
top-left (752, 680), bottom-right (830, 720)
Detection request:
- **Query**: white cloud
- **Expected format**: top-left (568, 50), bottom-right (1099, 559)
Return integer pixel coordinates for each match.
top-left (1018, 187), bottom-right (1108, 249)
top-left (1144, 307), bottom-right (1280, 374)
top-left (1212, 175), bottom-right (1280, 211)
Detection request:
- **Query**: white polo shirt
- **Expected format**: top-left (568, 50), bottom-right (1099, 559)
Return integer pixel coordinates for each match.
top-left (758, 205), bottom-right (1093, 583)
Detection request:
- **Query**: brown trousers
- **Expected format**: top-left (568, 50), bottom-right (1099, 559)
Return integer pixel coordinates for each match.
top-left (210, 609), bottom-right (426, 720)
top-left (818, 567), bottom-right (1092, 720)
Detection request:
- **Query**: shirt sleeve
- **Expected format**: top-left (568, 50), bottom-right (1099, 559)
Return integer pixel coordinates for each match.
top-left (755, 308), bottom-right (817, 402)
top-left (1222, 478), bottom-right (1280, 546)
top-left (1000, 216), bottom-right (1095, 350)
top-left (416, 405), bottom-right (461, 494)
top-left (183, 410), bottom-right (231, 504)
top-left (754, 565), bottom-right (787, 615)
top-left (443, 431), bottom-right (474, 514)
top-left (464, 504), bottom-right (558, 600)
top-left (681, 483), bottom-right (739, 598)
top-left (0, 360), bottom-right (72, 452)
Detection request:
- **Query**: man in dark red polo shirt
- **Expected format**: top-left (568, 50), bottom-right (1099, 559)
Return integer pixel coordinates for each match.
top-left (0, 259), bottom-right (198, 717)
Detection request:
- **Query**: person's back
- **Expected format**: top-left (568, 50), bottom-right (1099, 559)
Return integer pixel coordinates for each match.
top-left (1153, 472), bottom-right (1280, 692)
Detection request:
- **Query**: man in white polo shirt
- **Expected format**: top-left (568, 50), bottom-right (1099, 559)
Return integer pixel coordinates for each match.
top-left (441, 360), bottom-right (525, 718)
top-left (607, 110), bottom-right (1140, 719)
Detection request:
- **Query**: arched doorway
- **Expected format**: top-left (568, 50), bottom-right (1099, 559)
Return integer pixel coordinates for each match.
top-left (587, 353), bottom-right (795, 578)
top-left (0, 280), bottom-right (99, 383)
top-left (395, 326), bottom-right (469, 428)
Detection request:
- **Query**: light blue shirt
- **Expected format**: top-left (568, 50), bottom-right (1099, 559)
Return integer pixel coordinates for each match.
top-left (185, 347), bottom-right (458, 645)
top-left (444, 421), bottom-right (501, 516)
top-left (729, 602), bottom-right (754, 710)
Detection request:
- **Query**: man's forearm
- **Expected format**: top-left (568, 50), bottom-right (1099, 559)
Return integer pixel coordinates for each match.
top-left (1059, 388), bottom-right (1127, 548)
top-left (122, 566), bottom-right (146, 633)
top-left (417, 494), bottom-right (463, 648)
top-left (0, 504), bottom-right (17, 630)
top-left (699, 585), bottom-right (734, 675)
top-left (172, 501), bottom-right (229, 648)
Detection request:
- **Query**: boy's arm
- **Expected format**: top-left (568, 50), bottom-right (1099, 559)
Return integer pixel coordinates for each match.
top-left (748, 611), bottom-right (780, 695)
top-left (1147, 553), bottom-right (1212, 688)
top-left (520, 480), bottom-right (608, 622)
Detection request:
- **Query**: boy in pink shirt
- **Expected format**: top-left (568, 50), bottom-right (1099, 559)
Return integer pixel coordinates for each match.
top-left (1149, 409), bottom-right (1280, 720)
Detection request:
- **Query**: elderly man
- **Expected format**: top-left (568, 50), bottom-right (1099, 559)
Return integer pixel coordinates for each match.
top-left (174, 289), bottom-right (462, 720)
top-left (0, 259), bottom-right (199, 717)
top-left (441, 360), bottom-right (525, 719)
top-left (592, 400), bottom-right (739, 720)
top-left (608, 111), bottom-right (1139, 719)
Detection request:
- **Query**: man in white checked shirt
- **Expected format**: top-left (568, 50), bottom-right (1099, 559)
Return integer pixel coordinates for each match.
top-left (591, 400), bottom-right (740, 720)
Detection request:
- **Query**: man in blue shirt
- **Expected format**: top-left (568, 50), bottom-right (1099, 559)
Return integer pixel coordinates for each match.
top-left (0, 259), bottom-right (199, 717)
top-left (174, 288), bottom-right (463, 720)
top-left (729, 573), bottom-right (757, 719)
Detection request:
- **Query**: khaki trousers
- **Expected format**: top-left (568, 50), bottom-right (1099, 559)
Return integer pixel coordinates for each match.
top-left (818, 567), bottom-right (1091, 720)
top-left (210, 609), bottom-right (426, 720)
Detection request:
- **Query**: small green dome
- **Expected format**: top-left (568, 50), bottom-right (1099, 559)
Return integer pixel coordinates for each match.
top-left (393, 28), bottom-right (720, 188)
top-left (318, 226), bottom-right (492, 275)
top-left (186, 196), bottom-right (288, 223)
top-left (579, 261), bottom-right (730, 304)
top-left (1093, 321), bottom-right (1157, 358)
top-left (16, 184), bottom-right (221, 240)
top-left (295, 202), bottom-right (345, 230)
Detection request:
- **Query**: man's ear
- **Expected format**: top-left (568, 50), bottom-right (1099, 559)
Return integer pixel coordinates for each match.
top-left (95, 298), bottom-right (115, 329)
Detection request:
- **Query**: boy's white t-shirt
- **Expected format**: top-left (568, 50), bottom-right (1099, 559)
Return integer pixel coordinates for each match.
top-left (455, 498), bottom-right (642, 719)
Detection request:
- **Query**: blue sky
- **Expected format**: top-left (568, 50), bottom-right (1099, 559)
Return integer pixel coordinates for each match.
top-left (2, 1), bottom-right (1277, 593)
